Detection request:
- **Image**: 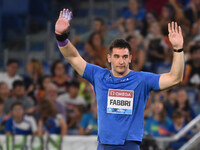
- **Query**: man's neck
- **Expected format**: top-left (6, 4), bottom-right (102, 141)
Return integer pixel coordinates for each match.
top-left (112, 69), bottom-right (131, 78)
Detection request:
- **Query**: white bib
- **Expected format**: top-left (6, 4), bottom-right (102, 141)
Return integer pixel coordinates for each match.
top-left (107, 89), bottom-right (134, 115)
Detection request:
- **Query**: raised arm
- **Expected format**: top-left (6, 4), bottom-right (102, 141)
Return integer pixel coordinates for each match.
top-left (55, 9), bottom-right (86, 76)
top-left (159, 22), bottom-right (184, 90)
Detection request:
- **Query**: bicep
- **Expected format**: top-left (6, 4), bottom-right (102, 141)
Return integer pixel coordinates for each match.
top-left (68, 55), bottom-right (86, 76)
top-left (159, 73), bottom-right (180, 90)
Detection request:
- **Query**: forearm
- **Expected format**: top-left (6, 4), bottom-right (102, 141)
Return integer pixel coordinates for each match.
top-left (58, 40), bottom-right (80, 59)
top-left (169, 51), bottom-right (184, 82)
top-left (58, 40), bottom-right (86, 76)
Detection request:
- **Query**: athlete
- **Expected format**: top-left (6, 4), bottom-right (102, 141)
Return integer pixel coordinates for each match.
top-left (55, 9), bottom-right (184, 150)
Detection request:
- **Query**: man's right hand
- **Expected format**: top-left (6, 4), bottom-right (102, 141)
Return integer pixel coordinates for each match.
top-left (55, 9), bottom-right (72, 35)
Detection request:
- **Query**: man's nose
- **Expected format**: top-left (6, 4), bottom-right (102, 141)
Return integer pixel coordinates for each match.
top-left (119, 57), bottom-right (124, 64)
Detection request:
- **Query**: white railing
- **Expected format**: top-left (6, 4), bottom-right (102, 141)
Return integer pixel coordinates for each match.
top-left (143, 115), bottom-right (200, 150)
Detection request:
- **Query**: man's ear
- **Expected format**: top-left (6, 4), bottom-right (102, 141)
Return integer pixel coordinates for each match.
top-left (129, 54), bottom-right (132, 63)
top-left (107, 54), bottom-right (111, 63)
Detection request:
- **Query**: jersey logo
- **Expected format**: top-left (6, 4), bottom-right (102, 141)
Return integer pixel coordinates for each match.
top-left (107, 89), bottom-right (134, 115)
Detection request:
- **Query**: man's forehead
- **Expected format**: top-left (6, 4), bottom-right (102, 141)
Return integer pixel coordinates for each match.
top-left (112, 48), bottom-right (130, 55)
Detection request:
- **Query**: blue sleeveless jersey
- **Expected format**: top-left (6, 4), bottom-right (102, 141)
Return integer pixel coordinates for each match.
top-left (82, 63), bottom-right (161, 145)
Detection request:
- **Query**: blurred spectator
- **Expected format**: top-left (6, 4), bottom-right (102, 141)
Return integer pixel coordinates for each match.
top-left (126, 35), bottom-right (145, 71)
top-left (5, 102), bottom-right (37, 135)
top-left (0, 59), bottom-right (22, 89)
top-left (38, 99), bottom-right (67, 136)
top-left (77, 75), bottom-right (95, 107)
top-left (192, 14), bottom-right (200, 37)
top-left (0, 98), bottom-right (7, 134)
top-left (51, 60), bottom-right (71, 95)
top-left (144, 99), bottom-right (172, 137)
top-left (183, 46), bottom-right (200, 89)
top-left (24, 58), bottom-right (44, 103)
top-left (118, 18), bottom-right (142, 40)
top-left (144, 93), bottom-right (153, 119)
top-left (145, 21), bottom-right (170, 72)
top-left (164, 90), bottom-right (177, 117)
top-left (72, 18), bottom-right (115, 47)
top-left (173, 89), bottom-right (196, 123)
top-left (109, 0), bottom-right (146, 30)
top-left (57, 80), bottom-right (87, 107)
top-left (37, 75), bottom-right (52, 102)
top-left (57, 80), bottom-right (86, 131)
top-left (84, 32), bottom-right (108, 68)
top-left (68, 105), bottom-right (86, 135)
top-left (0, 82), bottom-right (10, 101)
top-left (79, 102), bottom-right (98, 135)
top-left (185, 0), bottom-right (200, 25)
top-left (168, 110), bottom-right (191, 150)
top-left (4, 80), bottom-right (34, 115)
top-left (44, 82), bottom-right (66, 118)
top-left (141, 11), bottom-right (159, 37)
top-left (159, 4), bottom-right (175, 36)
top-left (169, 0), bottom-right (190, 27)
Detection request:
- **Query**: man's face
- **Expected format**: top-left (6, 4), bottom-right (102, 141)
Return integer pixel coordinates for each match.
top-left (107, 48), bottom-right (132, 76)
top-left (7, 63), bottom-right (18, 77)
top-left (12, 105), bottom-right (24, 119)
top-left (13, 86), bottom-right (25, 98)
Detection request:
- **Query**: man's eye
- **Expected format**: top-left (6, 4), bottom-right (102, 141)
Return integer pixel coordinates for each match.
top-left (114, 55), bottom-right (119, 58)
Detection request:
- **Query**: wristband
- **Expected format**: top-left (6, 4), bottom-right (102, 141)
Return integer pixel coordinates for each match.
top-left (57, 39), bottom-right (69, 47)
top-left (173, 48), bottom-right (183, 53)
top-left (55, 32), bottom-right (70, 42)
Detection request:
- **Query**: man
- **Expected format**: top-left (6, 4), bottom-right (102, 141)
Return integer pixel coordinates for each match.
top-left (55, 9), bottom-right (184, 150)
top-left (0, 59), bottom-right (22, 89)
top-left (5, 102), bottom-right (37, 135)
top-left (4, 80), bottom-right (34, 115)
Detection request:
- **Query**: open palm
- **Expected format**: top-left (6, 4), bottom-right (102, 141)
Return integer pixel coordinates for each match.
top-left (168, 22), bottom-right (183, 50)
top-left (55, 9), bottom-right (72, 35)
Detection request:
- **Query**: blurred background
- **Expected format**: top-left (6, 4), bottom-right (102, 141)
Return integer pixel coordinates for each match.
top-left (0, 0), bottom-right (200, 149)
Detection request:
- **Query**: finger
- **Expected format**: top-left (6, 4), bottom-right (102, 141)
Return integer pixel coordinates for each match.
top-left (59, 11), bottom-right (62, 18)
top-left (68, 11), bottom-right (73, 21)
top-left (178, 26), bottom-right (182, 36)
top-left (175, 22), bottom-right (178, 33)
top-left (62, 8), bottom-right (65, 18)
top-left (168, 23), bottom-right (171, 33)
top-left (171, 21), bottom-right (174, 33)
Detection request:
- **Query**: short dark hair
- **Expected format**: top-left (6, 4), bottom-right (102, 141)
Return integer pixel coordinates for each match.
top-left (94, 17), bottom-right (104, 25)
top-left (13, 80), bottom-right (25, 89)
top-left (11, 102), bottom-right (23, 110)
top-left (7, 59), bottom-right (18, 66)
top-left (109, 39), bottom-right (131, 54)
top-left (69, 80), bottom-right (80, 88)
